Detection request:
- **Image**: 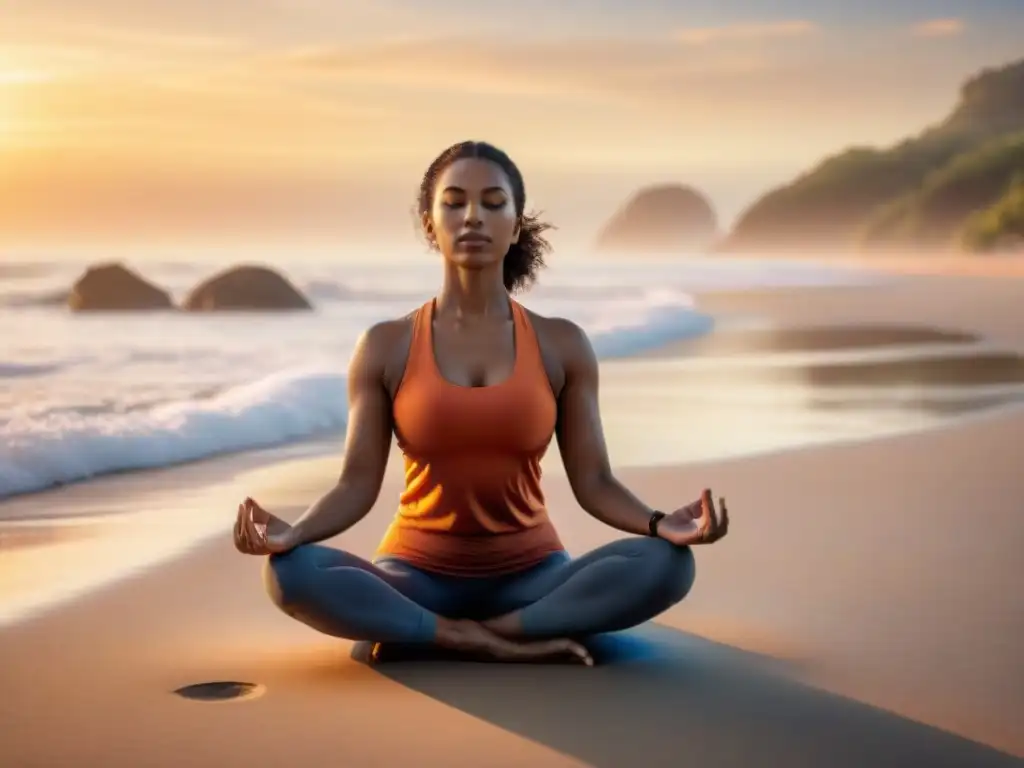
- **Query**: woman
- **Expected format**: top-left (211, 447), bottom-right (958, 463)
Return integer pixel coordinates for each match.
top-left (234, 140), bottom-right (730, 666)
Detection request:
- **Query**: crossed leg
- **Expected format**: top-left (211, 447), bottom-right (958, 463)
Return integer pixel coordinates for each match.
top-left (264, 545), bottom-right (595, 662)
top-left (263, 544), bottom-right (466, 643)
top-left (479, 536), bottom-right (696, 639)
top-left (263, 536), bottom-right (695, 648)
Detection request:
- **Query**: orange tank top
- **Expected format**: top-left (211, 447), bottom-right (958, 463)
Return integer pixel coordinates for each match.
top-left (374, 297), bottom-right (565, 577)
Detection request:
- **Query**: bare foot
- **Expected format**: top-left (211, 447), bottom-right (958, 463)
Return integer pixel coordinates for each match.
top-left (435, 618), bottom-right (593, 666)
top-left (480, 611), bottom-right (522, 638)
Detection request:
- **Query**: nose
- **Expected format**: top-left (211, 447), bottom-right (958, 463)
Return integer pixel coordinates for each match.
top-left (463, 199), bottom-right (483, 227)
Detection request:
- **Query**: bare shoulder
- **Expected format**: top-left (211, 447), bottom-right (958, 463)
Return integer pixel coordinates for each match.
top-left (352, 310), bottom-right (417, 394)
top-left (524, 309), bottom-right (597, 369)
top-left (359, 312), bottom-right (415, 353)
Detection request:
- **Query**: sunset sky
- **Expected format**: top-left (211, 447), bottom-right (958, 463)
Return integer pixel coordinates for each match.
top-left (1, 1), bottom-right (1022, 250)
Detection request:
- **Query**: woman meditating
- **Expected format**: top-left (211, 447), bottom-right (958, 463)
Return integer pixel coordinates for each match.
top-left (233, 140), bottom-right (730, 665)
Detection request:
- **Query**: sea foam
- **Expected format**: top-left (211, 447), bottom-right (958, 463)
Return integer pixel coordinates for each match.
top-left (0, 288), bottom-right (712, 498)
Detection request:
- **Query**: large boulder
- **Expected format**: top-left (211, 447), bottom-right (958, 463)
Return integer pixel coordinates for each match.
top-left (67, 262), bottom-right (174, 312)
top-left (183, 265), bottom-right (312, 311)
top-left (595, 184), bottom-right (718, 253)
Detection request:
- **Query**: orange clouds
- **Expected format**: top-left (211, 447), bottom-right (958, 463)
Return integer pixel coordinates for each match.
top-left (910, 18), bottom-right (965, 38)
top-left (1, 7), bottom-right (1019, 244)
top-left (673, 20), bottom-right (818, 45)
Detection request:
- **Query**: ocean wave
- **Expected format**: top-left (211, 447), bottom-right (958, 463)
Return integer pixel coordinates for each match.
top-left (0, 361), bottom-right (69, 378)
top-left (0, 293), bottom-right (712, 498)
top-left (0, 288), bottom-right (68, 309)
top-left (0, 365), bottom-right (348, 498)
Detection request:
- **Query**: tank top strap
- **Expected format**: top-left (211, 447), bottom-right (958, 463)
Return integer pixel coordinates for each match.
top-left (509, 299), bottom-right (546, 378)
top-left (399, 299), bottom-right (435, 385)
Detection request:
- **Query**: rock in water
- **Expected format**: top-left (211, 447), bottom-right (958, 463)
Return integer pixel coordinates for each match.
top-left (182, 265), bottom-right (312, 311)
top-left (67, 263), bottom-right (174, 312)
top-left (595, 184), bottom-right (718, 254)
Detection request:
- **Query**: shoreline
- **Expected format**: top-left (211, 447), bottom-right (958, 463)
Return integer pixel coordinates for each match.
top-left (4, 273), bottom-right (1024, 627)
top-left (1, 364), bottom-right (1022, 633)
top-left (5, 302), bottom-right (1022, 506)
top-left (0, 435), bottom-right (342, 518)
top-left (5, 257), bottom-right (1018, 505)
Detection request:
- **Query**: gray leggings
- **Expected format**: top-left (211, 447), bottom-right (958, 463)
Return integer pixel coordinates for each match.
top-left (263, 536), bottom-right (695, 644)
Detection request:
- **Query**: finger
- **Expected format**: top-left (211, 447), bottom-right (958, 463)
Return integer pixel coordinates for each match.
top-left (696, 489), bottom-right (712, 525)
top-left (244, 497), bottom-right (259, 523)
top-left (700, 489), bottom-right (718, 540)
top-left (718, 496), bottom-right (730, 538)
top-left (685, 499), bottom-right (701, 520)
top-left (248, 497), bottom-right (270, 524)
top-left (236, 504), bottom-right (252, 547)
top-left (243, 506), bottom-right (264, 553)
top-left (249, 506), bottom-right (267, 546)
top-left (708, 489), bottom-right (724, 528)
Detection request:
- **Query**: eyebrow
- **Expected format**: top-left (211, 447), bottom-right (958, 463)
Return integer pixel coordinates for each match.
top-left (441, 186), bottom-right (507, 194)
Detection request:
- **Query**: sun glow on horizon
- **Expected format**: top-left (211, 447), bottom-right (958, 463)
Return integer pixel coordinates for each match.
top-left (0, 75), bottom-right (37, 145)
top-left (0, 4), bottom-right (1022, 246)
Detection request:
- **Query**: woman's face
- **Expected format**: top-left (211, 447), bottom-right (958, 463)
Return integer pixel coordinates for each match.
top-left (425, 157), bottom-right (521, 271)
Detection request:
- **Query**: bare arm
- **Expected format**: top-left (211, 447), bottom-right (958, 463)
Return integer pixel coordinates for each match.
top-left (552, 320), bottom-right (658, 536)
top-left (287, 323), bottom-right (396, 546)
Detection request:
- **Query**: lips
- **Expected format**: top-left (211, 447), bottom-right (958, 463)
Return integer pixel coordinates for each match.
top-left (456, 233), bottom-right (492, 244)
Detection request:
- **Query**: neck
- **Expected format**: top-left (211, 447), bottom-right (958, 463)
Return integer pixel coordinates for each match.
top-left (436, 263), bottom-right (509, 319)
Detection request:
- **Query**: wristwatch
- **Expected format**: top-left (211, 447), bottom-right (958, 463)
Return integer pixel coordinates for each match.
top-left (648, 510), bottom-right (666, 537)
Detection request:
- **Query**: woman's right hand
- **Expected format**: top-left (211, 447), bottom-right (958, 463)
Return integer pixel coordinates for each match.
top-left (233, 497), bottom-right (297, 555)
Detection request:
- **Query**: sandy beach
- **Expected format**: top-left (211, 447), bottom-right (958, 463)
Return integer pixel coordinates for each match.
top-left (2, 268), bottom-right (1023, 767)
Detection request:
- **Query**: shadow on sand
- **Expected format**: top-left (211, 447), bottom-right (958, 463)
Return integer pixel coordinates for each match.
top-left (355, 624), bottom-right (1021, 768)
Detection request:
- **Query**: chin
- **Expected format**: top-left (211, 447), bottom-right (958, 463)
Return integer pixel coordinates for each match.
top-left (448, 249), bottom-right (503, 270)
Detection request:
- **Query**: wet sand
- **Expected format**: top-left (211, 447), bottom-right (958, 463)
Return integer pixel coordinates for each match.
top-left (1, 268), bottom-right (1023, 767)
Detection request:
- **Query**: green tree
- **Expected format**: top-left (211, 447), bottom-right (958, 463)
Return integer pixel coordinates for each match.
top-left (859, 132), bottom-right (1024, 248)
top-left (960, 175), bottom-right (1024, 252)
top-left (720, 57), bottom-right (1024, 252)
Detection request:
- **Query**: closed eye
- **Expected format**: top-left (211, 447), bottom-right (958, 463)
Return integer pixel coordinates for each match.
top-left (442, 198), bottom-right (507, 210)
top-left (440, 185), bottom-right (509, 210)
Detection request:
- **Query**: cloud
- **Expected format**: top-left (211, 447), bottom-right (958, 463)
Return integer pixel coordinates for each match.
top-left (910, 18), bottom-right (964, 38)
top-left (6, 20), bottom-right (1012, 190)
top-left (672, 20), bottom-right (818, 46)
top-left (6, 1), bottom-right (449, 52)
top-left (0, 25), bottom-right (251, 86)
top-left (269, 36), bottom-right (775, 103)
top-left (57, 22), bottom-right (242, 51)
top-left (0, 69), bottom-right (53, 85)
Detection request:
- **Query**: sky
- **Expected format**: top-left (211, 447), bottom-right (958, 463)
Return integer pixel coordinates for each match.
top-left (1, 0), bottom-right (1022, 251)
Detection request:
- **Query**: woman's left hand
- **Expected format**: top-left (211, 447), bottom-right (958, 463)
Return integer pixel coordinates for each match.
top-left (656, 489), bottom-right (729, 546)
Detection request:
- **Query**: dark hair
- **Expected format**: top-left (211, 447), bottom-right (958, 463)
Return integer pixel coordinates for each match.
top-left (417, 140), bottom-right (553, 294)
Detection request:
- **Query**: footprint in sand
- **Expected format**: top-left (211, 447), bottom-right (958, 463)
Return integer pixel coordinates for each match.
top-left (172, 681), bottom-right (266, 703)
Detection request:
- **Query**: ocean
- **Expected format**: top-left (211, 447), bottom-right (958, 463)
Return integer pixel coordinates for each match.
top-left (0, 250), bottom-right (998, 501)
top-left (5, 250), bottom-right (1024, 627)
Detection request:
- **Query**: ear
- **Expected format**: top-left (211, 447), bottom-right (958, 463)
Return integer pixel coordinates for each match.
top-left (421, 211), bottom-right (436, 246)
top-left (511, 217), bottom-right (522, 245)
